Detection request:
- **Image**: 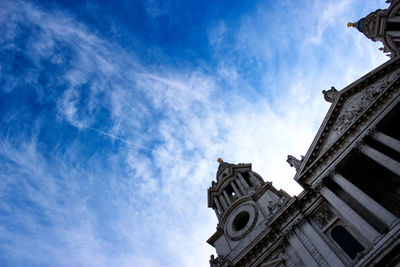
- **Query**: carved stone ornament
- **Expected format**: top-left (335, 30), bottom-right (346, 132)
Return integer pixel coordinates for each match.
top-left (267, 196), bottom-right (288, 215)
top-left (333, 69), bottom-right (399, 134)
top-left (311, 203), bottom-right (335, 229)
top-left (286, 155), bottom-right (304, 171)
top-left (311, 178), bottom-right (324, 192)
top-left (322, 86), bottom-right (339, 103)
top-left (317, 68), bottom-right (400, 155)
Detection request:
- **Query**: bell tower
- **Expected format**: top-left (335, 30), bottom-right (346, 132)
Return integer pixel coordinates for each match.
top-left (348, 0), bottom-right (400, 58)
top-left (207, 159), bottom-right (291, 266)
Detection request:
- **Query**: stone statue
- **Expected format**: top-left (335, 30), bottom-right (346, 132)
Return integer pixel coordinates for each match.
top-left (209, 255), bottom-right (222, 267)
top-left (286, 155), bottom-right (303, 171)
top-left (322, 86), bottom-right (338, 103)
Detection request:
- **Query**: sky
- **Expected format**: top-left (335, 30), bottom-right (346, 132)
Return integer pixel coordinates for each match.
top-left (0, 0), bottom-right (390, 266)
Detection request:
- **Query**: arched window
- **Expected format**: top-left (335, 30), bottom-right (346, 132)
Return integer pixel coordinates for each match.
top-left (331, 225), bottom-right (364, 260)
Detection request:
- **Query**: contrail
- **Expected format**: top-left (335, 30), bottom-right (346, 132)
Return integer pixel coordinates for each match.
top-left (86, 126), bottom-right (215, 172)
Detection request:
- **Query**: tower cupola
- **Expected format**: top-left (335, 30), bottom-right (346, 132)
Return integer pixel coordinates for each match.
top-left (348, 0), bottom-right (400, 57)
top-left (207, 160), bottom-right (291, 265)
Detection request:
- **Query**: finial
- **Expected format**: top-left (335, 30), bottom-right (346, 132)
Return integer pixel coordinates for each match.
top-left (347, 22), bottom-right (356, 28)
top-left (217, 157), bottom-right (224, 164)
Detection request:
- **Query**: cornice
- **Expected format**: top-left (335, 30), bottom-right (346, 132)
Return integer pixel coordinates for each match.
top-left (252, 182), bottom-right (283, 200)
top-left (207, 227), bottom-right (224, 246)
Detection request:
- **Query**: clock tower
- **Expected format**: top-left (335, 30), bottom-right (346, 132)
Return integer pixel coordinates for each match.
top-left (207, 159), bottom-right (291, 265)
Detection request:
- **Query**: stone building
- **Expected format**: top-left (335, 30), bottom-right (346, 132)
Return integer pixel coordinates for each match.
top-left (207, 1), bottom-right (400, 266)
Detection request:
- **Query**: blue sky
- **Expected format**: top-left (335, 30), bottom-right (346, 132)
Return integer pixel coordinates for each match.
top-left (0, 0), bottom-right (389, 266)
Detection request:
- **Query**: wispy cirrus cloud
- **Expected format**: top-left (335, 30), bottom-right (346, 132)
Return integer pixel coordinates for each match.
top-left (0, 0), bottom-right (389, 266)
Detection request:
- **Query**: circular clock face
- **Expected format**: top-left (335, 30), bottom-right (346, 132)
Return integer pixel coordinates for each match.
top-left (226, 203), bottom-right (258, 240)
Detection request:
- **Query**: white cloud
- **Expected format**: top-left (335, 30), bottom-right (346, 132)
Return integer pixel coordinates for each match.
top-left (0, 0), bottom-right (392, 266)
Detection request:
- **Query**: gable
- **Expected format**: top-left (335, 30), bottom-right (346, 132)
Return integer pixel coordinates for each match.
top-left (296, 56), bottom-right (400, 180)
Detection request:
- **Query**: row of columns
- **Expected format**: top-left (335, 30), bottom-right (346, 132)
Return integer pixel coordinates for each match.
top-left (360, 131), bottom-right (400, 176)
top-left (213, 173), bottom-right (257, 216)
top-left (320, 171), bottom-right (398, 243)
top-left (288, 131), bottom-right (400, 264)
top-left (311, 131), bottom-right (399, 252)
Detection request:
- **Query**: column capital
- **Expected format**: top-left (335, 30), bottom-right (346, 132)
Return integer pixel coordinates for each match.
top-left (365, 125), bottom-right (378, 137)
top-left (325, 168), bottom-right (337, 179)
top-left (311, 178), bottom-right (325, 192)
top-left (353, 139), bottom-right (367, 155)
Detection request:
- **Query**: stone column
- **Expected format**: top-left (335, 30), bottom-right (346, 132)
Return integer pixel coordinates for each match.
top-left (234, 177), bottom-right (247, 193)
top-left (320, 187), bottom-right (380, 244)
top-left (332, 173), bottom-right (397, 227)
top-left (287, 231), bottom-right (318, 267)
top-left (373, 132), bottom-right (400, 153)
top-left (295, 225), bottom-right (329, 266)
top-left (231, 181), bottom-right (242, 197)
top-left (237, 173), bottom-right (249, 187)
top-left (360, 144), bottom-right (400, 176)
top-left (302, 221), bottom-right (345, 267)
top-left (214, 197), bottom-right (223, 213)
top-left (219, 195), bottom-right (228, 210)
top-left (223, 190), bottom-right (232, 205)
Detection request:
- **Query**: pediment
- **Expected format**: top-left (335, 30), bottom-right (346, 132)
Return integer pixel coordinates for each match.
top-left (295, 56), bottom-right (400, 179)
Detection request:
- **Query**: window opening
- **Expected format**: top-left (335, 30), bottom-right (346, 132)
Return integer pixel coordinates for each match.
top-left (331, 225), bottom-right (364, 260)
top-left (232, 211), bottom-right (250, 231)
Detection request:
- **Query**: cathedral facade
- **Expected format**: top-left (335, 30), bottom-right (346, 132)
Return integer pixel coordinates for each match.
top-left (207, 1), bottom-right (400, 266)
